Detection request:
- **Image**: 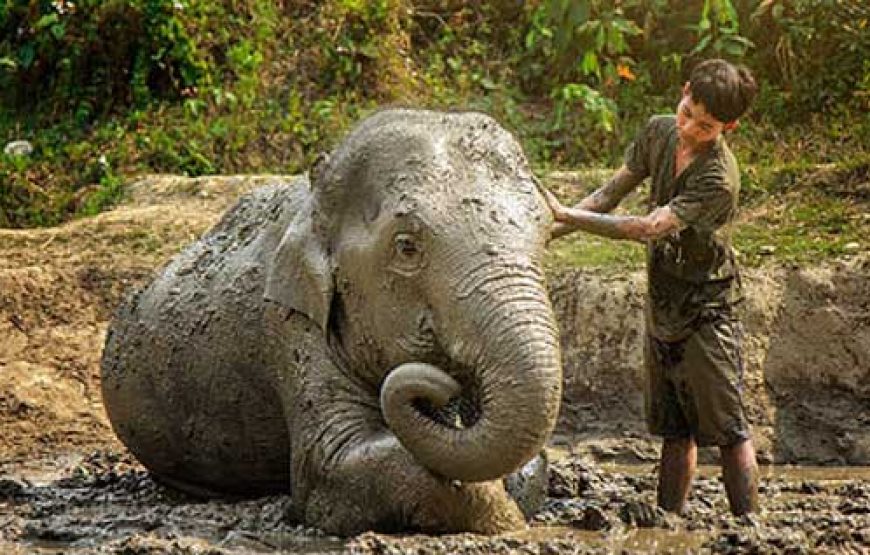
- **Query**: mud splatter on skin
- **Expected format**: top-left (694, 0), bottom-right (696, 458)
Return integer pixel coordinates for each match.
top-left (100, 109), bottom-right (562, 535)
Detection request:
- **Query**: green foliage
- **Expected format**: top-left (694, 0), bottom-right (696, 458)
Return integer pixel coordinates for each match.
top-left (0, 0), bottom-right (867, 247)
top-left (1, 0), bottom-right (203, 116)
top-left (748, 0), bottom-right (870, 115)
top-left (79, 164), bottom-right (124, 217)
top-left (0, 0), bottom-right (278, 226)
top-left (522, 0), bottom-right (644, 152)
top-left (553, 84), bottom-right (617, 133)
top-left (687, 0), bottom-right (754, 57)
top-left (523, 0), bottom-right (642, 85)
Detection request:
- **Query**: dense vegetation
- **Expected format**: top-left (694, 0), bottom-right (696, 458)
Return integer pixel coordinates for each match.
top-left (1, 1), bottom-right (868, 263)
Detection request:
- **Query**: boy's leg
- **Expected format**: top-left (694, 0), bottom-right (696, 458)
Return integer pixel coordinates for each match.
top-left (679, 314), bottom-right (757, 515)
top-left (645, 333), bottom-right (696, 513)
top-left (720, 438), bottom-right (759, 516)
top-left (657, 436), bottom-right (697, 513)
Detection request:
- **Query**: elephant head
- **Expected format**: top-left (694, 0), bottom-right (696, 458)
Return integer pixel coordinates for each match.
top-left (266, 109), bottom-right (561, 482)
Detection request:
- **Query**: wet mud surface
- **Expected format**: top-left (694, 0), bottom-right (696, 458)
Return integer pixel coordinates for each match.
top-left (2, 449), bottom-right (868, 554)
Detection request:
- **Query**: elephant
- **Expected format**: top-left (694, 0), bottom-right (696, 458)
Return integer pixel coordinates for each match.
top-left (100, 108), bottom-right (563, 535)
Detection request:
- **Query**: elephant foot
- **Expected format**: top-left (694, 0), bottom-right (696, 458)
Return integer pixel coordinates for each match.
top-left (503, 451), bottom-right (549, 519)
top-left (414, 479), bottom-right (527, 535)
top-left (301, 466), bottom-right (526, 536)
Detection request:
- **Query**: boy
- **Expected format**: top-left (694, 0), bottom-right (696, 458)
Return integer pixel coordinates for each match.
top-left (540, 59), bottom-right (759, 516)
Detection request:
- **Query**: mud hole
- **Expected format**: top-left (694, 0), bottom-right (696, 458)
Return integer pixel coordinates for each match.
top-left (2, 176), bottom-right (869, 553)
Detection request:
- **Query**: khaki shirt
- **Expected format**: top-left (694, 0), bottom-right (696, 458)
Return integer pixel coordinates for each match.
top-left (625, 115), bottom-right (741, 341)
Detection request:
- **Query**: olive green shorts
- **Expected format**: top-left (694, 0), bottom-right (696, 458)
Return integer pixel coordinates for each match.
top-left (645, 316), bottom-right (751, 447)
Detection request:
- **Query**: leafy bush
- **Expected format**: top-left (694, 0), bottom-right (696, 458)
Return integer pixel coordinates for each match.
top-left (0, 0), bottom-right (207, 119)
top-left (747, 0), bottom-right (870, 115)
top-left (0, 0), bottom-right (867, 228)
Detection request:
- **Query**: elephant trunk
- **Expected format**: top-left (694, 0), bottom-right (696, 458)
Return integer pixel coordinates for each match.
top-left (381, 258), bottom-right (562, 482)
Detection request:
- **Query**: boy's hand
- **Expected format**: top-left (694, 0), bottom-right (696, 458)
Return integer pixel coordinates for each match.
top-left (532, 178), bottom-right (576, 241)
top-left (534, 181), bottom-right (569, 222)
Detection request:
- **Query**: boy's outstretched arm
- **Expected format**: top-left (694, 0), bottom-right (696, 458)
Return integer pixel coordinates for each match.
top-left (546, 165), bottom-right (645, 239)
top-left (540, 183), bottom-right (684, 243)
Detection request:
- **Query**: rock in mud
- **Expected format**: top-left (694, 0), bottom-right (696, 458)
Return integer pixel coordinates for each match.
top-left (570, 505), bottom-right (613, 531)
top-left (618, 500), bottom-right (667, 528)
top-left (0, 477), bottom-right (30, 499)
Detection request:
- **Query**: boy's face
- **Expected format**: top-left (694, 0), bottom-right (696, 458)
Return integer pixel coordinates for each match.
top-left (676, 83), bottom-right (737, 149)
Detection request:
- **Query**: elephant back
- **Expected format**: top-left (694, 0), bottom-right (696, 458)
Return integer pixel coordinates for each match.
top-left (100, 176), bottom-right (310, 494)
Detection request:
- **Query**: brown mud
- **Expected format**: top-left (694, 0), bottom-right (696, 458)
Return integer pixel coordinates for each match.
top-left (2, 175), bottom-right (869, 553)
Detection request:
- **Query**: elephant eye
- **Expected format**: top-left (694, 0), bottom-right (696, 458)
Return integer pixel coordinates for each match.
top-left (390, 233), bottom-right (425, 276)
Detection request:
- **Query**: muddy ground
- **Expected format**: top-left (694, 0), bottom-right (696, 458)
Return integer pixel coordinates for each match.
top-left (1, 175), bottom-right (868, 553)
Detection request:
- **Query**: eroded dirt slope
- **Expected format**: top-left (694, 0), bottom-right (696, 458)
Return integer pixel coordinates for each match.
top-left (549, 256), bottom-right (870, 466)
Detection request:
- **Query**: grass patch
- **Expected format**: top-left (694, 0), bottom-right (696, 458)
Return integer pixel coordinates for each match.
top-left (736, 193), bottom-right (865, 266)
top-left (545, 235), bottom-right (645, 272)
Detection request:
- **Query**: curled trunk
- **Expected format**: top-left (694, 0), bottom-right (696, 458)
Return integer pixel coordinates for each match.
top-left (381, 260), bottom-right (562, 482)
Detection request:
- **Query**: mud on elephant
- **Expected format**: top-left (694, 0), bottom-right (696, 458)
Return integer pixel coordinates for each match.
top-left (100, 108), bottom-right (562, 535)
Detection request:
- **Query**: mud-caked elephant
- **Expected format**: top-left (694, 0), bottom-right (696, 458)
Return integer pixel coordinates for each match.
top-left (101, 108), bottom-right (562, 535)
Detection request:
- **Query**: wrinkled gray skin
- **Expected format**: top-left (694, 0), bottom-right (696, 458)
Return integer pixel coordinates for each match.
top-left (101, 109), bottom-right (562, 535)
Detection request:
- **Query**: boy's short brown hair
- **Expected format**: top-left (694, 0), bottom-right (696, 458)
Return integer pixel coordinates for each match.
top-left (688, 59), bottom-right (758, 124)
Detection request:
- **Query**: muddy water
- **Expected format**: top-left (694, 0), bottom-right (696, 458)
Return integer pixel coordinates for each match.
top-left (2, 450), bottom-right (868, 554)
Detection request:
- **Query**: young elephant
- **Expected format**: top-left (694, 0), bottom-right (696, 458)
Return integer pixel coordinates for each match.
top-left (101, 108), bottom-right (562, 535)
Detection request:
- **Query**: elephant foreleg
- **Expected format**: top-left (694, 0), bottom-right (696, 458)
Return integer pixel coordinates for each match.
top-left (286, 369), bottom-right (524, 535)
top-left (300, 432), bottom-right (525, 535)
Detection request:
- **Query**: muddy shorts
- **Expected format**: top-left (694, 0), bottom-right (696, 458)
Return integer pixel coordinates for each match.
top-left (644, 315), bottom-right (750, 447)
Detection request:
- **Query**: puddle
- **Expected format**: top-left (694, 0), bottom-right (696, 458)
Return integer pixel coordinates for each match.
top-left (513, 524), bottom-right (708, 551)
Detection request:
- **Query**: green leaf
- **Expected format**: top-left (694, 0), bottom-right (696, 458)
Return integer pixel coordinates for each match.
top-left (479, 76), bottom-right (497, 91)
top-left (608, 25), bottom-right (627, 54)
top-left (359, 43), bottom-right (379, 59)
top-left (722, 40), bottom-right (746, 56)
top-left (525, 31), bottom-right (538, 50)
top-left (580, 50), bottom-right (599, 77)
top-left (595, 23), bottom-right (606, 50)
top-left (50, 23), bottom-right (65, 40)
top-left (772, 4), bottom-right (784, 19)
top-left (691, 34), bottom-right (712, 55)
top-left (18, 43), bottom-right (35, 69)
top-left (35, 13), bottom-right (59, 30)
top-left (720, 0), bottom-right (739, 26)
top-left (613, 18), bottom-right (641, 36)
top-left (567, 1), bottom-right (590, 29)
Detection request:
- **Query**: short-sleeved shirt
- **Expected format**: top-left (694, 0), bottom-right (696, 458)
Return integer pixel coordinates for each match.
top-left (625, 115), bottom-right (741, 341)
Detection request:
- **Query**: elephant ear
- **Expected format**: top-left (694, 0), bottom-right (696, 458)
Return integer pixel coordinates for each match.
top-left (264, 192), bottom-right (333, 331)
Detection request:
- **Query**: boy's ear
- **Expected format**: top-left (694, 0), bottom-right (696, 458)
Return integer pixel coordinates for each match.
top-left (682, 82), bottom-right (691, 96)
top-left (723, 120), bottom-right (739, 132)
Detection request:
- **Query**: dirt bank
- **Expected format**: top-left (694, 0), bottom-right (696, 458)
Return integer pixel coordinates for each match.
top-left (1, 175), bottom-right (868, 553)
top-left (549, 256), bottom-right (870, 466)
